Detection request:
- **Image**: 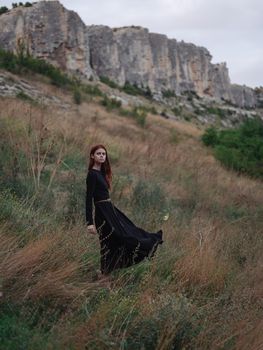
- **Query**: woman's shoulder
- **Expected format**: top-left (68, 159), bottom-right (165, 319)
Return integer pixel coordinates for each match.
top-left (89, 168), bottom-right (101, 174)
top-left (86, 169), bottom-right (98, 181)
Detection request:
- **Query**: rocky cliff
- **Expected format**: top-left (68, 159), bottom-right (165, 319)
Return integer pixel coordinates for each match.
top-left (87, 26), bottom-right (231, 98)
top-left (0, 0), bottom-right (93, 77)
top-left (0, 0), bottom-right (259, 108)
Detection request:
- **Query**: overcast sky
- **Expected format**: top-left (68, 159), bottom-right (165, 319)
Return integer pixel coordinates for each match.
top-left (2, 0), bottom-right (263, 88)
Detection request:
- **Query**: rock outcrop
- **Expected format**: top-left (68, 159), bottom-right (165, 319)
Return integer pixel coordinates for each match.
top-left (0, 1), bottom-right (260, 108)
top-left (87, 26), bottom-right (227, 96)
top-left (87, 25), bottom-right (257, 108)
top-left (0, 71), bottom-right (70, 108)
top-left (0, 0), bottom-right (93, 78)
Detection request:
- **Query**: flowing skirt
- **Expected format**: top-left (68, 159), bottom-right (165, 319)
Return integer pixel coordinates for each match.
top-left (94, 201), bottom-right (163, 274)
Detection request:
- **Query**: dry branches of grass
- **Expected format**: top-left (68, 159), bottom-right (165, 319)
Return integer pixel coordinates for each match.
top-left (0, 227), bottom-right (102, 305)
top-left (1, 84), bottom-right (263, 349)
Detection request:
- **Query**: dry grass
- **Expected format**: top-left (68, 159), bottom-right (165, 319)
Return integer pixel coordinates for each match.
top-left (0, 226), bottom-right (103, 304)
top-left (0, 81), bottom-right (263, 349)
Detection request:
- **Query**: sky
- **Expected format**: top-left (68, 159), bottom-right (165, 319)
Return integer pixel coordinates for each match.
top-left (2, 0), bottom-right (263, 88)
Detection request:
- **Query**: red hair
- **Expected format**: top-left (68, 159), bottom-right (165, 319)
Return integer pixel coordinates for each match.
top-left (88, 144), bottom-right (112, 188)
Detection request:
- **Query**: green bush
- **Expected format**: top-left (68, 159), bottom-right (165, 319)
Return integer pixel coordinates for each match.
top-left (206, 106), bottom-right (226, 118)
top-left (0, 305), bottom-right (46, 350)
top-left (202, 119), bottom-right (263, 178)
top-left (81, 83), bottom-right (102, 96)
top-left (122, 82), bottom-right (152, 98)
top-left (73, 87), bottom-right (82, 104)
top-left (132, 107), bottom-right (147, 127)
top-left (162, 89), bottom-right (176, 98)
top-left (0, 47), bottom-right (73, 86)
top-left (0, 6), bottom-right (8, 15)
top-left (172, 105), bottom-right (182, 116)
top-left (16, 91), bottom-right (35, 103)
top-left (120, 107), bottom-right (147, 127)
top-left (137, 104), bottom-right (157, 115)
top-left (0, 48), bottom-right (71, 87)
top-left (122, 82), bottom-right (141, 96)
top-left (100, 96), bottom-right (122, 111)
top-left (201, 127), bottom-right (219, 146)
top-left (100, 75), bottom-right (118, 89)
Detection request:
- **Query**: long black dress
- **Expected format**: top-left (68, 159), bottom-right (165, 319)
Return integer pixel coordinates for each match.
top-left (86, 169), bottom-right (163, 274)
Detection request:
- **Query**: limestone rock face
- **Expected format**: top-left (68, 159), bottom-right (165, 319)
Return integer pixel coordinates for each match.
top-left (87, 25), bottom-right (214, 94)
top-left (87, 25), bottom-right (257, 108)
top-left (0, 1), bottom-right (260, 108)
top-left (0, 1), bottom-right (93, 77)
top-left (230, 85), bottom-right (257, 109)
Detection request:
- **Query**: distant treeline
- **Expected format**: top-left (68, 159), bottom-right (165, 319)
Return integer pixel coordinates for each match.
top-left (0, 3), bottom-right (33, 15)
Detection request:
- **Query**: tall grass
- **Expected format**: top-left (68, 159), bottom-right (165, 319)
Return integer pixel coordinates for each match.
top-left (0, 89), bottom-right (263, 349)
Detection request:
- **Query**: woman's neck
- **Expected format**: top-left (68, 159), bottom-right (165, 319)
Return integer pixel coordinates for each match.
top-left (92, 164), bottom-right (101, 171)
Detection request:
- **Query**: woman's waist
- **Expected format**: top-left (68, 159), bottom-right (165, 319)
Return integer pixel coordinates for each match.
top-left (94, 198), bottom-right (111, 205)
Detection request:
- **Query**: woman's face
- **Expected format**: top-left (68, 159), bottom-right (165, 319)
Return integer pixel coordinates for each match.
top-left (92, 148), bottom-right (107, 165)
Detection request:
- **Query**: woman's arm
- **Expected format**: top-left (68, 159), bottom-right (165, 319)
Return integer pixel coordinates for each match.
top-left (86, 171), bottom-right (97, 226)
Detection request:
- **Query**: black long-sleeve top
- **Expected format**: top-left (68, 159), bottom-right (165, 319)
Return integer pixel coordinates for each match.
top-left (85, 169), bottom-right (110, 225)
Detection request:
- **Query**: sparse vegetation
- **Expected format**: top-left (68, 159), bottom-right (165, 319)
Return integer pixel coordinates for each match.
top-left (0, 48), bottom-right (71, 87)
top-left (100, 95), bottom-right (122, 110)
top-left (162, 89), bottom-right (176, 98)
top-left (119, 106), bottom-right (147, 127)
top-left (122, 81), bottom-right (152, 98)
top-left (80, 82), bottom-right (103, 97)
top-left (99, 75), bottom-right (119, 89)
top-left (73, 87), bottom-right (82, 105)
top-left (99, 76), bottom-right (153, 98)
top-left (0, 48), bottom-right (103, 104)
top-left (206, 106), bottom-right (226, 118)
top-left (172, 105), bottom-right (182, 116)
top-left (16, 90), bottom-right (35, 103)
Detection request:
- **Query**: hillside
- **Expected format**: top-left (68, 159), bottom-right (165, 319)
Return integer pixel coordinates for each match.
top-left (0, 66), bottom-right (263, 350)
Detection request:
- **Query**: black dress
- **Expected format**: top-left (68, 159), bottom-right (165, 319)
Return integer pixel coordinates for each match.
top-left (86, 169), bottom-right (163, 274)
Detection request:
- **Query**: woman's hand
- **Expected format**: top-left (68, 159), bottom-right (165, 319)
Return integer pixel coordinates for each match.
top-left (87, 225), bottom-right (97, 234)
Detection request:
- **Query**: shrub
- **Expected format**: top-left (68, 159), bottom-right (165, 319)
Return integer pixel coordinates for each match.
top-left (100, 96), bottom-right (122, 111)
top-left (201, 127), bottom-right (219, 146)
top-left (122, 82), bottom-right (152, 98)
top-left (172, 105), bottom-right (183, 116)
top-left (133, 107), bottom-right (147, 127)
top-left (16, 91), bottom-right (35, 103)
top-left (137, 105), bottom-right (157, 115)
top-left (120, 107), bottom-right (147, 127)
top-left (73, 87), bottom-right (82, 104)
top-left (0, 49), bottom-right (71, 87)
top-left (100, 76), bottom-right (118, 89)
top-left (0, 6), bottom-right (8, 15)
top-left (206, 106), bottom-right (226, 118)
top-left (0, 304), bottom-right (47, 350)
top-left (81, 83), bottom-right (102, 96)
top-left (202, 119), bottom-right (263, 178)
top-left (162, 89), bottom-right (176, 98)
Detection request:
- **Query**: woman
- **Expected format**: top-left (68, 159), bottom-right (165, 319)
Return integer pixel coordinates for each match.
top-left (86, 144), bottom-right (163, 275)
